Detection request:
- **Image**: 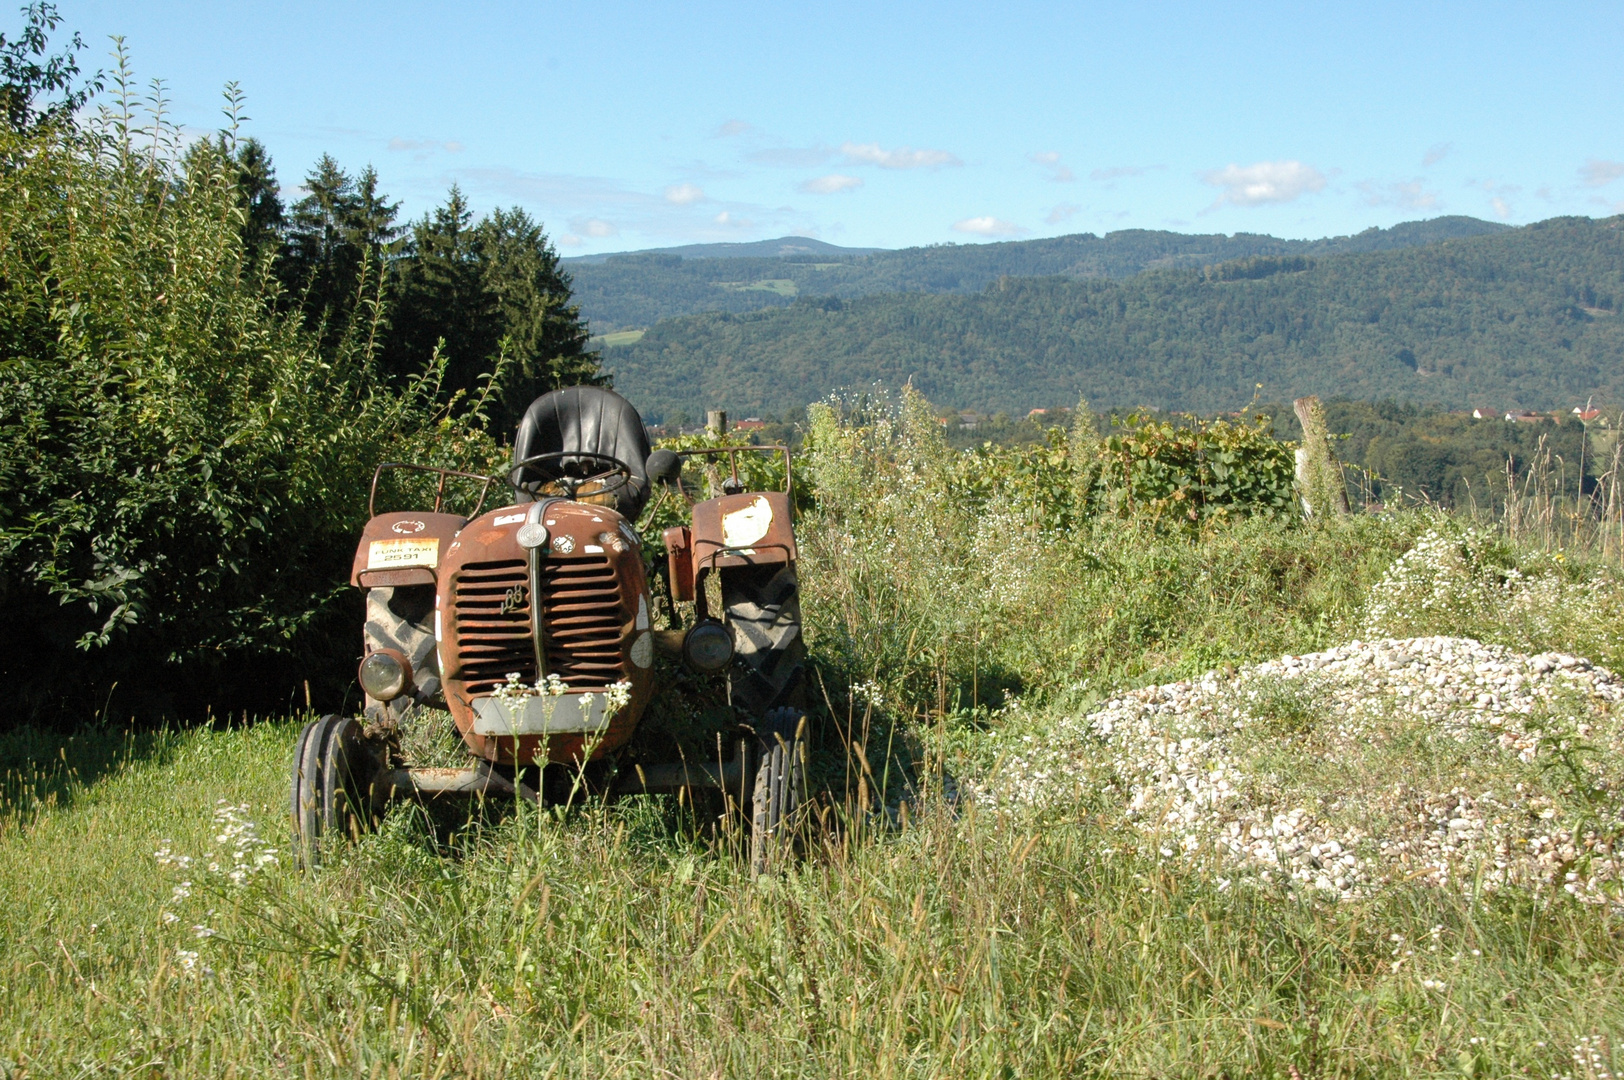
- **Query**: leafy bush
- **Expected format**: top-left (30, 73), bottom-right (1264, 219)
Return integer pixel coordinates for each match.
top-left (0, 69), bottom-right (498, 722)
top-left (794, 388), bottom-right (1394, 722)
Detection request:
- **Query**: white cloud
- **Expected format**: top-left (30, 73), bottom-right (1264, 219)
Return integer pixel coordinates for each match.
top-left (800, 174), bottom-right (863, 194)
top-left (387, 137), bottom-right (464, 162)
top-left (444, 166), bottom-right (811, 246)
top-left (1202, 160), bottom-right (1327, 207)
top-left (749, 146), bottom-right (833, 168)
top-left (1029, 151), bottom-right (1075, 182)
top-left (571, 217), bottom-right (618, 238)
top-left (1046, 203), bottom-right (1081, 225)
top-left (1423, 142), bottom-right (1452, 168)
top-left (952, 216), bottom-right (1025, 237)
top-left (664, 183), bottom-right (707, 205)
top-left (840, 141), bottom-right (961, 170)
top-left (1356, 179), bottom-right (1440, 211)
top-left (1092, 165), bottom-right (1147, 181)
top-left (1470, 178), bottom-right (1520, 220)
top-left (1089, 164), bottom-right (1165, 188)
top-left (713, 210), bottom-right (754, 228)
top-left (1580, 159), bottom-right (1624, 187)
top-left (714, 119), bottom-right (754, 138)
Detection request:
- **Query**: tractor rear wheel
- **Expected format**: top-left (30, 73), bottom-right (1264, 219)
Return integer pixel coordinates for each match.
top-left (721, 563), bottom-right (806, 720)
top-left (363, 585), bottom-right (439, 719)
top-left (291, 716), bottom-right (379, 868)
top-left (748, 707), bottom-right (807, 874)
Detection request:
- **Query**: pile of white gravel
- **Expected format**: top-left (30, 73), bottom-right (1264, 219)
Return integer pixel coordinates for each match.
top-left (979, 637), bottom-right (1624, 906)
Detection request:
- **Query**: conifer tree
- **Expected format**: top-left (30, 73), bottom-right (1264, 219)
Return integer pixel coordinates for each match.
top-left (279, 155), bottom-right (400, 342)
top-left (474, 206), bottom-right (603, 429)
top-left (383, 188), bottom-right (602, 430)
top-left (383, 185), bottom-right (495, 394)
top-left (228, 136), bottom-right (282, 269)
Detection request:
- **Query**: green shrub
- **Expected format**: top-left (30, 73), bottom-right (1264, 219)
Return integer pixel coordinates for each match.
top-left (0, 68), bottom-right (498, 722)
top-left (796, 388), bottom-right (1397, 723)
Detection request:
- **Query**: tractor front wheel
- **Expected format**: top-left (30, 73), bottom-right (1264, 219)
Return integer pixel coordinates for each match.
top-left (290, 716), bottom-right (379, 868)
top-left (748, 707), bottom-right (807, 874)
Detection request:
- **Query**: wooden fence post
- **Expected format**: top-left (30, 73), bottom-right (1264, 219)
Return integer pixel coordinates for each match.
top-left (1293, 396), bottom-right (1349, 517)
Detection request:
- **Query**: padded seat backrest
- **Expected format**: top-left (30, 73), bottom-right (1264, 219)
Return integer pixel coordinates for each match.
top-left (512, 386), bottom-right (652, 519)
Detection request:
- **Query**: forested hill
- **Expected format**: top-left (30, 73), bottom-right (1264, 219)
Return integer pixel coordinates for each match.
top-left (564, 236), bottom-right (883, 264)
top-left (604, 215), bottom-right (1624, 421)
top-left (570, 216), bottom-right (1507, 332)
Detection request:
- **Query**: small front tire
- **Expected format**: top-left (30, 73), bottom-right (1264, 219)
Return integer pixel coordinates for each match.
top-left (748, 708), bottom-right (807, 874)
top-left (291, 716), bottom-right (378, 868)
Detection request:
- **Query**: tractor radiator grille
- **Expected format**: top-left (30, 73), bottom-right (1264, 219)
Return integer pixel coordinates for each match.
top-left (537, 555), bottom-right (625, 690)
top-left (451, 560), bottom-right (533, 696)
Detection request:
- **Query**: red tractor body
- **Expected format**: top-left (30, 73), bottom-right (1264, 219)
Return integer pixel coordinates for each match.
top-left (295, 387), bottom-right (808, 871)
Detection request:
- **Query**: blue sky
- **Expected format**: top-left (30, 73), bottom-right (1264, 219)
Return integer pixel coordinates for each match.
top-left (66, 1), bottom-right (1624, 254)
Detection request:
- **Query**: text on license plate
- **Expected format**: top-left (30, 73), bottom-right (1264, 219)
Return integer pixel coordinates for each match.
top-left (367, 538), bottom-right (439, 570)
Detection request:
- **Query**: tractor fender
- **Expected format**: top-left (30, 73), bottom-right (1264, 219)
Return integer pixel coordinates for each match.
top-left (688, 490), bottom-right (797, 577)
top-left (349, 511), bottom-right (467, 588)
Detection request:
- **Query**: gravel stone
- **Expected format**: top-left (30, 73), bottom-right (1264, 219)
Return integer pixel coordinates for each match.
top-left (976, 636), bottom-right (1624, 906)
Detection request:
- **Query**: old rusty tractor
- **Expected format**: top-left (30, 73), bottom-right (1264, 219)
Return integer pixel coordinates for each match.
top-left (291, 386), bottom-right (807, 870)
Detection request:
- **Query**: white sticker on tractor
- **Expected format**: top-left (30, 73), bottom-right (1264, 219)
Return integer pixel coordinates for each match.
top-left (722, 496), bottom-right (774, 548)
top-left (367, 537), bottom-right (439, 570)
top-left (630, 631), bottom-right (653, 669)
top-left (636, 595), bottom-right (649, 630)
top-left (493, 513), bottom-right (525, 526)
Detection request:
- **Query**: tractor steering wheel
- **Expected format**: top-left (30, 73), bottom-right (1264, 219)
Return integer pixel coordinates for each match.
top-left (508, 451), bottom-right (635, 502)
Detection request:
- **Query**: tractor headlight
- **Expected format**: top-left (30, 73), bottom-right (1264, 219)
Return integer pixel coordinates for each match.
top-left (359, 648), bottom-right (412, 701)
top-left (682, 620), bottom-right (734, 673)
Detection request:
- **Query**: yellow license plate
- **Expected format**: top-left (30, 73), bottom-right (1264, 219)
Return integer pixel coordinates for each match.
top-left (367, 538), bottom-right (440, 570)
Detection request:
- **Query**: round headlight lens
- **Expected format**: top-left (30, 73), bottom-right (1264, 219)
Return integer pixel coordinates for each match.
top-left (359, 649), bottom-right (411, 701)
top-left (682, 620), bottom-right (734, 673)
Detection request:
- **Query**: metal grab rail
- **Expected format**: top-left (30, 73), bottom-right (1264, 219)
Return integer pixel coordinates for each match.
top-left (368, 462), bottom-right (498, 519)
top-left (672, 444), bottom-right (794, 496)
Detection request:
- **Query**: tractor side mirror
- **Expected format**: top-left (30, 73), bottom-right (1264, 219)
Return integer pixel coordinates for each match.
top-left (646, 449), bottom-right (681, 487)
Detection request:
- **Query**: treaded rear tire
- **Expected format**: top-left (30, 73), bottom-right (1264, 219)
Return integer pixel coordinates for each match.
top-left (722, 563), bottom-right (806, 721)
top-left (749, 707), bottom-right (807, 874)
top-left (363, 585), bottom-right (440, 719)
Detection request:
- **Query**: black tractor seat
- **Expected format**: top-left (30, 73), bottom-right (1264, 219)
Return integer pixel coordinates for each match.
top-left (511, 386), bottom-right (653, 519)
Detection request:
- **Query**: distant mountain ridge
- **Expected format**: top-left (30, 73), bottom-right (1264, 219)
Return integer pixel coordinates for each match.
top-left (567, 217), bottom-right (1509, 332)
top-left (601, 215), bottom-right (1624, 422)
top-left (564, 236), bottom-right (883, 264)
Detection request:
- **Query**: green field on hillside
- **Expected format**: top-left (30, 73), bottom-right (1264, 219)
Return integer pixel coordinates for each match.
top-left (717, 278), bottom-right (799, 296)
top-left (594, 328), bottom-right (646, 348)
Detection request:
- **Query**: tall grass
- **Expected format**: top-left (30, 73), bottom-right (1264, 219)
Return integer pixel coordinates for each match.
top-left (4, 394), bottom-right (1624, 1077)
top-left (3, 721), bottom-right (1619, 1077)
top-left (1494, 424), bottom-right (1624, 564)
